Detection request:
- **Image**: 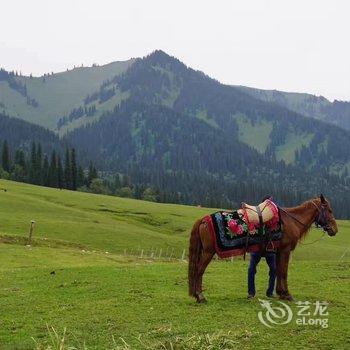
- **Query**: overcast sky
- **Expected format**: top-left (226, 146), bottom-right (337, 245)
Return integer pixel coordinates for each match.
top-left (1, 0), bottom-right (349, 101)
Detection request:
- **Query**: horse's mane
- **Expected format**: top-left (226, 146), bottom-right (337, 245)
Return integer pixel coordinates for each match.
top-left (284, 197), bottom-right (321, 241)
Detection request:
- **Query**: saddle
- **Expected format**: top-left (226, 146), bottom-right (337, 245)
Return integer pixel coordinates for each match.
top-left (238, 199), bottom-right (278, 228)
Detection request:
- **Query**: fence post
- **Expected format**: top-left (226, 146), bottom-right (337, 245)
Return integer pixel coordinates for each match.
top-left (181, 249), bottom-right (186, 261)
top-left (28, 220), bottom-right (35, 245)
top-left (158, 248), bottom-right (162, 259)
top-left (140, 249), bottom-right (144, 258)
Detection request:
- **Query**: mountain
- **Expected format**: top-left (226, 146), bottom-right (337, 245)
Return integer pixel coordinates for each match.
top-left (238, 86), bottom-right (350, 131)
top-left (71, 50), bottom-right (349, 171)
top-left (1, 50), bottom-right (350, 216)
top-left (0, 59), bottom-right (134, 130)
top-left (63, 51), bottom-right (350, 216)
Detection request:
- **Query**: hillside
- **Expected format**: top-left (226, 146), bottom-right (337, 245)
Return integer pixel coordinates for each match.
top-left (238, 86), bottom-right (350, 131)
top-left (1, 51), bottom-right (350, 216)
top-left (0, 60), bottom-right (134, 129)
top-left (0, 179), bottom-right (207, 254)
top-left (0, 111), bottom-right (64, 154)
top-left (64, 51), bottom-right (350, 217)
top-left (58, 50), bottom-right (350, 171)
top-left (0, 179), bottom-right (348, 258)
top-left (0, 179), bottom-right (349, 348)
top-left (1, 50), bottom-right (349, 169)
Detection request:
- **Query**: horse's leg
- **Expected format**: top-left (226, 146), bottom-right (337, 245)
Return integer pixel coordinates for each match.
top-left (276, 248), bottom-right (293, 301)
top-left (194, 223), bottom-right (215, 303)
top-left (276, 250), bottom-right (283, 296)
top-left (195, 250), bottom-right (214, 303)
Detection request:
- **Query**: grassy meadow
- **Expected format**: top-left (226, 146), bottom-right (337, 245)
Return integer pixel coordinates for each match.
top-left (0, 179), bottom-right (349, 349)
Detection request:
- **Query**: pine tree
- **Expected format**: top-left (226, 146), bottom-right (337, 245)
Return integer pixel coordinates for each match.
top-left (77, 165), bottom-right (84, 188)
top-left (88, 162), bottom-right (97, 185)
top-left (42, 155), bottom-right (49, 186)
top-left (70, 148), bottom-right (77, 190)
top-left (1, 140), bottom-right (10, 172)
top-left (36, 143), bottom-right (43, 185)
top-left (29, 142), bottom-right (36, 183)
top-left (64, 148), bottom-right (71, 189)
top-left (114, 174), bottom-right (121, 190)
top-left (48, 151), bottom-right (58, 188)
top-left (13, 149), bottom-right (27, 182)
top-left (57, 156), bottom-right (63, 189)
top-left (15, 149), bottom-right (26, 168)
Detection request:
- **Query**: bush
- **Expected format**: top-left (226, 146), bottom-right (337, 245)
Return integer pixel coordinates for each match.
top-left (142, 187), bottom-right (158, 202)
top-left (0, 167), bottom-right (9, 180)
top-left (116, 186), bottom-right (133, 198)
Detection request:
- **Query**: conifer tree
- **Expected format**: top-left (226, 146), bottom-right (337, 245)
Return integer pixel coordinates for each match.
top-left (48, 151), bottom-right (58, 188)
top-left (29, 142), bottom-right (36, 183)
top-left (35, 143), bottom-right (43, 184)
top-left (14, 149), bottom-right (26, 169)
top-left (77, 165), bottom-right (84, 188)
top-left (70, 148), bottom-right (77, 190)
top-left (57, 155), bottom-right (63, 189)
top-left (1, 140), bottom-right (10, 172)
top-left (64, 148), bottom-right (71, 189)
top-left (114, 174), bottom-right (121, 190)
top-left (42, 155), bottom-right (49, 186)
top-left (88, 162), bottom-right (97, 185)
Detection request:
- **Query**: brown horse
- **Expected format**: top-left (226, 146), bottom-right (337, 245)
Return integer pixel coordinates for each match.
top-left (188, 194), bottom-right (338, 303)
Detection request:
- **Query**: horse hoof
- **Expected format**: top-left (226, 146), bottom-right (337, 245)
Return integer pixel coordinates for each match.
top-left (197, 297), bottom-right (207, 304)
top-left (196, 293), bottom-right (207, 303)
top-left (280, 294), bottom-right (294, 302)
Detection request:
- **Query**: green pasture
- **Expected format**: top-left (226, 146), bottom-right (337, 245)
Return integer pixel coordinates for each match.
top-left (0, 179), bottom-right (349, 349)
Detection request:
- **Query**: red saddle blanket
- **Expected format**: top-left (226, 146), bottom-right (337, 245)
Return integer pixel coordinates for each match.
top-left (203, 201), bottom-right (282, 258)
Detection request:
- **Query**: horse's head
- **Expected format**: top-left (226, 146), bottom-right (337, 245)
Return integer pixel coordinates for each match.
top-left (315, 194), bottom-right (338, 236)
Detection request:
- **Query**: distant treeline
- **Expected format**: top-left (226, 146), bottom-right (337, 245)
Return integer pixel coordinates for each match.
top-left (0, 140), bottom-right (98, 191)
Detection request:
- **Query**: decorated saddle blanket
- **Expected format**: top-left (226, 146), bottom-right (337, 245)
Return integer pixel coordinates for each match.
top-left (203, 199), bottom-right (282, 258)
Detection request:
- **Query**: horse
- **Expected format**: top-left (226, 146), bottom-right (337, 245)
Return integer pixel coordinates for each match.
top-left (188, 194), bottom-right (338, 303)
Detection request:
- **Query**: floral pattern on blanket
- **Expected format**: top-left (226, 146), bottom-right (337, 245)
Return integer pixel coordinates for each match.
top-left (221, 210), bottom-right (279, 239)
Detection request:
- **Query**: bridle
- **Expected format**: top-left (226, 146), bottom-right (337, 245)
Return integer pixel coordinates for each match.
top-left (310, 201), bottom-right (332, 233)
top-left (278, 200), bottom-right (331, 233)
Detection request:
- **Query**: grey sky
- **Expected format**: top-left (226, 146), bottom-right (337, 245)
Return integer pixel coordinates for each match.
top-left (1, 0), bottom-right (349, 101)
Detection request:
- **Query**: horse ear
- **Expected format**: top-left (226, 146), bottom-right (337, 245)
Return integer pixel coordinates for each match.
top-left (320, 194), bottom-right (326, 204)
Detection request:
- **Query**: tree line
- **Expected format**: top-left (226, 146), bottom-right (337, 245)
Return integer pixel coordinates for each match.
top-left (0, 140), bottom-right (98, 191)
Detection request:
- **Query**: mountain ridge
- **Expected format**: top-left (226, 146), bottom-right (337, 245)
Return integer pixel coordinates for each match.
top-left (237, 85), bottom-right (350, 130)
top-left (1, 50), bottom-right (350, 216)
top-left (1, 50), bottom-right (349, 131)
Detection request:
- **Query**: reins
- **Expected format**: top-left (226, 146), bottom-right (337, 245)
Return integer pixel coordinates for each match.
top-left (277, 206), bottom-right (310, 229)
top-left (299, 231), bottom-right (326, 245)
top-left (278, 200), bottom-right (329, 245)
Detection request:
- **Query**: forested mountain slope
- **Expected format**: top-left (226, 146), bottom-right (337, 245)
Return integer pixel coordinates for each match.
top-left (1, 51), bottom-right (350, 216)
top-left (66, 99), bottom-right (350, 217)
top-left (238, 86), bottom-right (350, 131)
top-left (109, 51), bottom-right (350, 173)
top-left (0, 112), bottom-right (63, 154)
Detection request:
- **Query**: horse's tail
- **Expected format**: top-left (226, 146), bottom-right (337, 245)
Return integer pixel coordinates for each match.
top-left (188, 218), bottom-right (203, 297)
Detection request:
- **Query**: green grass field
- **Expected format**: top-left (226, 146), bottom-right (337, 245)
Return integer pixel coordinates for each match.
top-left (0, 179), bottom-right (349, 349)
